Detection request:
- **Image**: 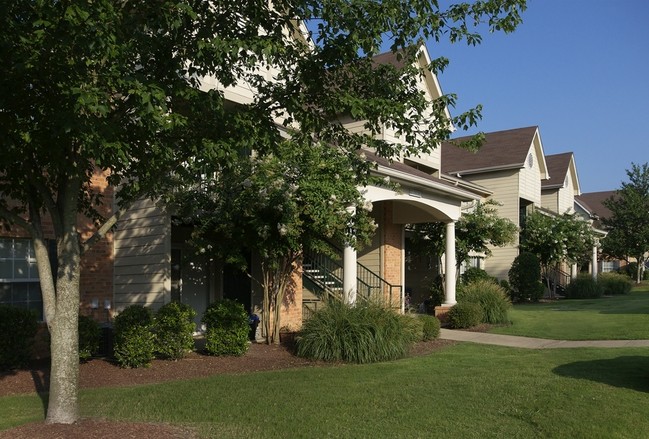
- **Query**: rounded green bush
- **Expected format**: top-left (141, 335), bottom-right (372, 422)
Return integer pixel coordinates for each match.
top-left (113, 305), bottom-right (155, 368)
top-left (458, 279), bottom-right (512, 325)
top-left (461, 267), bottom-right (497, 285)
top-left (508, 252), bottom-right (544, 302)
top-left (0, 305), bottom-right (38, 370)
top-left (598, 272), bottom-right (632, 295)
top-left (154, 302), bottom-right (196, 360)
top-left (447, 302), bottom-right (484, 329)
top-left (564, 274), bottom-right (603, 299)
top-left (296, 300), bottom-right (416, 364)
top-left (78, 314), bottom-right (101, 362)
top-left (202, 299), bottom-right (249, 356)
top-left (418, 314), bottom-right (441, 341)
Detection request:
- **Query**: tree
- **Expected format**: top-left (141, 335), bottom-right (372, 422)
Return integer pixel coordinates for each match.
top-left (170, 141), bottom-right (377, 344)
top-left (602, 162), bottom-right (649, 284)
top-left (0, 0), bottom-right (526, 424)
top-left (410, 199), bottom-right (518, 277)
top-left (520, 211), bottom-right (595, 296)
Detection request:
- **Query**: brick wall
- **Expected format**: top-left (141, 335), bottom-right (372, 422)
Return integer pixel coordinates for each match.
top-left (382, 201), bottom-right (403, 308)
top-left (78, 169), bottom-right (114, 322)
top-left (279, 260), bottom-right (303, 331)
top-left (0, 168), bottom-right (115, 323)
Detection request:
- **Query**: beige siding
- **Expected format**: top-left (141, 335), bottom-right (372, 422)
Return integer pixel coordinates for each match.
top-left (519, 147), bottom-right (542, 205)
top-left (462, 170), bottom-right (521, 280)
top-left (541, 190), bottom-right (559, 212)
top-left (113, 198), bottom-right (171, 312)
top-left (558, 177), bottom-right (574, 214)
top-left (358, 209), bottom-right (382, 276)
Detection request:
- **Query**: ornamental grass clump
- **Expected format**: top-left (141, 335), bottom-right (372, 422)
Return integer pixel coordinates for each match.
top-left (458, 279), bottom-right (512, 325)
top-left (113, 305), bottom-right (156, 368)
top-left (202, 299), bottom-right (249, 356)
top-left (564, 274), bottom-right (603, 299)
top-left (296, 300), bottom-right (417, 364)
top-left (154, 302), bottom-right (197, 360)
top-left (598, 272), bottom-right (633, 295)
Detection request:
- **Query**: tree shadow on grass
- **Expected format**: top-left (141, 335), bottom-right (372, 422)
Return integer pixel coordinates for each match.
top-left (553, 356), bottom-right (649, 393)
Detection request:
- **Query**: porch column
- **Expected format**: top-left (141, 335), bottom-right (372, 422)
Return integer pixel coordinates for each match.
top-left (591, 243), bottom-right (598, 280)
top-left (443, 221), bottom-right (457, 306)
top-left (343, 206), bottom-right (357, 305)
top-left (570, 263), bottom-right (578, 280)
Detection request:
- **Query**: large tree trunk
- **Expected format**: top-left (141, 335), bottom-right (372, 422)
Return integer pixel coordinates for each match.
top-left (46, 177), bottom-right (82, 424)
top-left (46, 260), bottom-right (81, 424)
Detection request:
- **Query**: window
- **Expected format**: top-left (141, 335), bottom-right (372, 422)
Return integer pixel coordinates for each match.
top-left (601, 260), bottom-right (619, 273)
top-left (0, 238), bottom-right (43, 319)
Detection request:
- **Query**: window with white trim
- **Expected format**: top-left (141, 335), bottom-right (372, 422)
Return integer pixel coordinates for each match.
top-left (0, 238), bottom-right (43, 319)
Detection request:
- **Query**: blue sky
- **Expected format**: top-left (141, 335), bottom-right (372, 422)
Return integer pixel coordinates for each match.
top-left (430, 0), bottom-right (649, 193)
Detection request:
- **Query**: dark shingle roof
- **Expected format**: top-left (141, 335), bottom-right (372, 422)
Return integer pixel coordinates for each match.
top-left (441, 126), bottom-right (539, 175)
top-left (575, 191), bottom-right (616, 220)
top-left (542, 152), bottom-right (573, 189)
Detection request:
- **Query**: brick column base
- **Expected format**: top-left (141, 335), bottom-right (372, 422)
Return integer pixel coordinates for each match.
top-left (434, 305), bottom-right (453, 324)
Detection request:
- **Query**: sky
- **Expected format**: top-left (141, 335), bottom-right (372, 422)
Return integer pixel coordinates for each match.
top-left (429, 0), bottom-right (649, 193)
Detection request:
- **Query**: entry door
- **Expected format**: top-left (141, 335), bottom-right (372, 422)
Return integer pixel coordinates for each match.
top-left (170, 248), bottom-right (209, 330)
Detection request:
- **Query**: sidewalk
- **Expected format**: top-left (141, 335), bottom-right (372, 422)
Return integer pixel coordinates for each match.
top-left (439, 328), bottom-right (649, 349)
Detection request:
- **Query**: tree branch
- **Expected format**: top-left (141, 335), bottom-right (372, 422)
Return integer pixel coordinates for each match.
top-left (80, 199), bottom-right (135, 254)
top-left (0, 204), bottom-right (36, 235)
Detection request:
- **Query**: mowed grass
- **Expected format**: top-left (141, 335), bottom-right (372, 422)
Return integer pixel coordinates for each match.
top-left (490, 282), bottom-right (649, 340)
top-left (2, 343), bottom-right (649, 438)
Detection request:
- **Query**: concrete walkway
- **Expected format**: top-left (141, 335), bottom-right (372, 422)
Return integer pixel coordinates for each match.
top-left (439, 328), bottom-right (649, 349)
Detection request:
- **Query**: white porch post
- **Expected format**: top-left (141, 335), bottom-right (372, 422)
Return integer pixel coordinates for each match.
top-left (443, 221), bottom-right (457, 306)
top-left (570, 263), bottom-right (578, 280)
top-left (591, 242), bottom-right (598, 280)
top-left (343, 206), bottom-right (357, 304)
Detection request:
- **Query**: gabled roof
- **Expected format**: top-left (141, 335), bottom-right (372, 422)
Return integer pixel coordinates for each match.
top-left (363, 150), bottom-right (484, 200)
top-left (542, 152), bottom-right (580, 194)
top-left (372, 45), bottom-right (450, 123)
top-left (575, 191), bottom-right (616, 221)
top-left (441, 126), bottom-right (547, 177)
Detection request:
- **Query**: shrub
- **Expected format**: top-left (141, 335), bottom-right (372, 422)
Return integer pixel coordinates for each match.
top-left (78, 315), bottom-right (101, 362)
top-left (461, 267), bottom-right (496, 285)
top-left (113, 305), bottom-right (155, 368)
top-left (447, 302), bottom-right (483, 329)
top-left (0, 305), bottom-right (38, 370)
top-left (564, 274), bottom-right (603, 299)
top-left (598, 272), bottom-right (633, 295)
top-left (458, 279), bottom-right (511, 325)
top-left (508, 252), bottom-right (544, 302)
top-left (418, 314), bottom-right (441, 341)
top-left (296, 300), bottom-right (416, 363)
top-left (202, 299), bottom-right (249, 356)
top-left (154, 302), bottom-right (196, 360)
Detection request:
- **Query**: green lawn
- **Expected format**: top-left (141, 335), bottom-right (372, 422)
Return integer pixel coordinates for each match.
top-left (3, 343), bottom-right (649, 438)
top-left (490, 282), bottom-right (649, 340)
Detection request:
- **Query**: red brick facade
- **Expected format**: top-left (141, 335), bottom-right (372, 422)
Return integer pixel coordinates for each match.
top-left (0, 169), bottom-right (114, 322)
top-left (381, 202), bottom-right (403, 308)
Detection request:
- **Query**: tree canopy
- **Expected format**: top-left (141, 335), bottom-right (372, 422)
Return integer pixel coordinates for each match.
top-left (520, 210), bottom-right (595, 295)
top-left (0, 0), bottom-right (527, 424)
top-left (602, 162), bottom-right (649, 283)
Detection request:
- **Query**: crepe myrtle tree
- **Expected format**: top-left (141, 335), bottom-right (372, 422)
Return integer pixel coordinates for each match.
top-left (409, 199), bottom-right (517, 278)
top-left (0, 0), bottom-right (527, 424)
top-left (602, 162), bottom-right (649, 284)
top-left (169, 141), bottom-right (378, 345)
top-left (520, 211), bottom-right (595, 297)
